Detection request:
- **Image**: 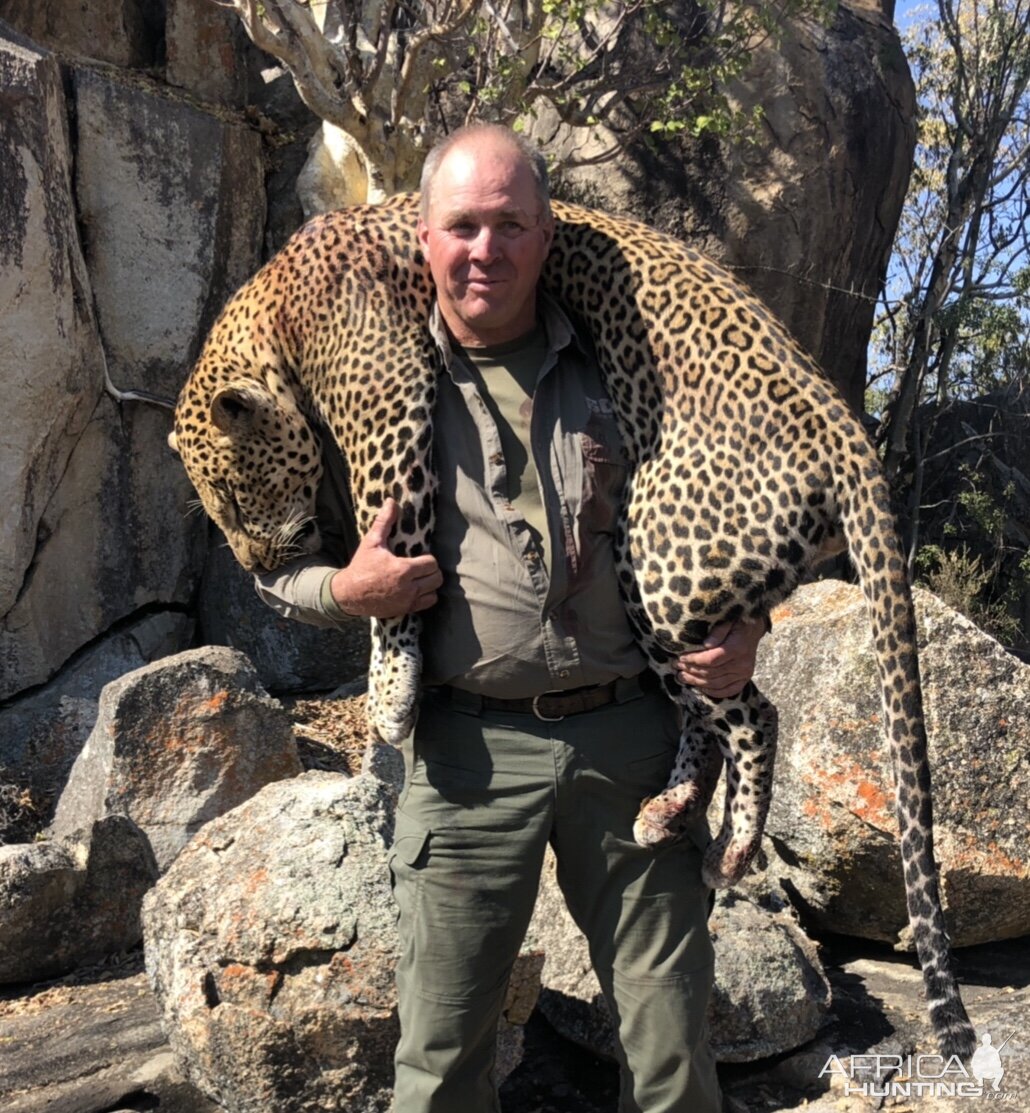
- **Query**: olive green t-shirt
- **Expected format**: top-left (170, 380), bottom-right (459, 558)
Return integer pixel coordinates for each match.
top-left (457, 325), bottom-right (550, 569)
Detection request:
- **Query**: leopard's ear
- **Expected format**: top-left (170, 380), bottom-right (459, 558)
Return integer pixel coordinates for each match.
top-left (211, 384), bottom-right (266, 437)
top-left (167, 430), bottom-right (180, 455)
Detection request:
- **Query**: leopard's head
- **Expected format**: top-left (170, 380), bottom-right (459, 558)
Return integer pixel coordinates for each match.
top-left (170, 336), bottom-right (324, 575)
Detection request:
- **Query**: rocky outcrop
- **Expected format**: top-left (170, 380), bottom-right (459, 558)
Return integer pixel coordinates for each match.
top-left (1, 647), bottom-right (300, 984)
top-left (752, 579), bottom-right (1030, 947)
top-left (525, 847), bottom-right (831, 1063)
top-left (0, 612), bottom-right (193, 840)
top-left (0, 29), bottom-right (105, 664)
top-left (0, 27), bottom-right (267, 704)
top-left (143, 772), bottom-right (540, 1113)
top-left (0, 1), bottom-right (163, 69)
top-left (165, 0), bottom-right (254, 105)
top-left (0, 814), bottom-right (158, 984)
top-left (52, 647), bottom-right (302, 874)
top-left (543, 1), bottom-right (915, 410)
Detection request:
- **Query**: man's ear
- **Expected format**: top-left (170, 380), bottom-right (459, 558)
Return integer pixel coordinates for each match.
top-left (417, 215), bottom-right (431, 260)
top-left (211, 384), bottom-right (266, 437)
top-left (541, 212), bottom-right (555, 254)
top-left (167, 430), bottom-right (180, 455)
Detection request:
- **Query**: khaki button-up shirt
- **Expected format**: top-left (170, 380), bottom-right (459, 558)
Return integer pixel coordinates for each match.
top-left (254, 294), bottom-right (646, 697)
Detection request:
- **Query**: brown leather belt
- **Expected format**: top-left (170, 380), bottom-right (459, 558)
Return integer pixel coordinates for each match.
top-left (436, 672), bottom-right (656, 722)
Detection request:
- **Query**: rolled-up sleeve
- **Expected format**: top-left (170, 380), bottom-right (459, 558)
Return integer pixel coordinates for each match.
top-left (254, 559), bottom-right (346, 627)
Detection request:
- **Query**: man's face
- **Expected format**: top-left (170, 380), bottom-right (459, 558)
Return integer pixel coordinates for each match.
top-left (418, 141), bottom-right (553, 347)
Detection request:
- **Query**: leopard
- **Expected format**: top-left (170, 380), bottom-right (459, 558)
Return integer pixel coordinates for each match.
top-left (169, 193), bottom-right (976, 1060)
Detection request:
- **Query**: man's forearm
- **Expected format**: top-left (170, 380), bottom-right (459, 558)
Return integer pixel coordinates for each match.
top-left (253, 557), bottom-right (352, 628)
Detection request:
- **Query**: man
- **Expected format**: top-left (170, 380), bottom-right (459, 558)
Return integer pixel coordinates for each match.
top-left (256, 124), bottom-right (767, 1112)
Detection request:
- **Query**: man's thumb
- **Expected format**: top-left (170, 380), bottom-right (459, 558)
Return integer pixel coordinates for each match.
top-left (364, 498), bottom-right (398, 548)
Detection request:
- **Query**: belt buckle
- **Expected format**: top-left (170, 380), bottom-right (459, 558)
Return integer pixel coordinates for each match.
top-left (532, 693), bottom-right (565, 722)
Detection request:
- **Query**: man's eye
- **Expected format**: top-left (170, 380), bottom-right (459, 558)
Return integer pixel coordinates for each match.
top-left (450, 222), bottom-right (477, 235)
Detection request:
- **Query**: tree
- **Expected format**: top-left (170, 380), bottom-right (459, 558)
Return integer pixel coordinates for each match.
top-left (870, 0), bottom-right (1030, 647)
top-left (224, 0), bottom-right (831, 199)
top-left (875, 0), bottom-right (1030, 493)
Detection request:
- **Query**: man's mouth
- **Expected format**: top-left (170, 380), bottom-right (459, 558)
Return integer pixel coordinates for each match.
top-left (465, 275), bottom-right (502, 290)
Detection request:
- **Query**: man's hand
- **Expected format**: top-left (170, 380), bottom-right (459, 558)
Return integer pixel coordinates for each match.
top-left (676, 618), bottom-right (767, 699)
top-left (330, 498), bottom-right (443, 619)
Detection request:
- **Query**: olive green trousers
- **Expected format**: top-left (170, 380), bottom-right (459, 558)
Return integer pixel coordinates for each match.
top-left (389, 681), bottom-right (721, 1113)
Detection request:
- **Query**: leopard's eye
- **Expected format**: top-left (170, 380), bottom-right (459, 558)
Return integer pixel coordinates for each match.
top-left (211, 480), bottom-right (243, 521)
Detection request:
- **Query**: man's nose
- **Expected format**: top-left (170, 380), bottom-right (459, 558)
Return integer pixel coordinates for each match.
top-left (468, 226), bottom-right (501, 262)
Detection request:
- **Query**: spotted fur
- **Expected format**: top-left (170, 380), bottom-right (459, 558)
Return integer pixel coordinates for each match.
top-left (171, 195), bottom-right (975, 1059)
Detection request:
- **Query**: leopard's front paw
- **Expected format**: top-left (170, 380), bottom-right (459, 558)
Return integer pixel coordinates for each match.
top-left (633, 783), bottom-right (702, 848)
top-left (368, 697), bottom-right (417, 745)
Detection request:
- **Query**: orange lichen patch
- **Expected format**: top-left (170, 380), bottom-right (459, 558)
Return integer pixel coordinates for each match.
top-left (244, 867), bottom-right (270, 895)
top-left (802, 795), bottom-right (831, 825)
top-left (770, 602), bottom-right (794, 622)
top-left (826, 717), bottom-right (869, 734)
top-left (332, 954), bottom-right (356, 976)
top-left (217, 963), bottom-right (279, 1005)
top-left (854, 779), bottom-right (891, 826)
top-left (202, 690), bottom-right (230, 714)
top-left (801, 759), bottom-right (896, 836)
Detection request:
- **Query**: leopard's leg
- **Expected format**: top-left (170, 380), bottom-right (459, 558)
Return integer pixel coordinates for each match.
top-left (699, 682), bottom-right (778, 889)
top-left (632, 678), bottom-right (777, 889)
top-left (367, 613), bottom-right (422, 743)
top-left (633, 707), bottom-right (722, 845)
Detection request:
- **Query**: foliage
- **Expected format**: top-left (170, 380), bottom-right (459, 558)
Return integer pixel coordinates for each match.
top-left (915, 543), bottom-right (1023, 644)
top-left (872, 0), bottom-right (1030, 482)
top-left (0, 768), bottom-right (42, 846)
top-left (866, 1), bottom-right (1030, 650)
top-left (912, 440), bottom-right (1030, 651)
top-left (224, 0), bottom-right (834, 194)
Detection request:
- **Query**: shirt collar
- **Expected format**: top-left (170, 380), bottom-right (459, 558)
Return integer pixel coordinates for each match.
top-left (429, 290), bottom-right (589, 378)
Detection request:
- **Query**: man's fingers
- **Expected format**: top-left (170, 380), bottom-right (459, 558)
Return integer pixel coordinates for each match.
top-left (406, 554), bottom-right (442, 577)
top-left (411, 591), bottom-right (439, 613)
top-left (362, 498), bottom-right (399, 549)
top-left (680, 667), bottom-right (738, 686)
top-left (415, 566), bottom-right (444, 590)
top-left (680, 646), bottom-right (728, 669)
top-left (702, 620), bottom-right (735, 649)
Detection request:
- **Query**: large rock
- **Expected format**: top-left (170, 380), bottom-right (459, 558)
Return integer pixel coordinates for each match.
top-left (199, 543), bottom-right (371, 694)
top-left (525, 847), bottom-right (831, 1063)
top-left (165, 0), bottom-right (254, 105)
top-left (72, 65), bottom-right (266, 400)
top-left (0, 57), bottom-right (266, 701)
top-left (753, 579), bottom-right (1030, 947)
top-left (707, 891), bottom-right (831, 1062)
top-left (0, 814), bottom-right (158, 984)
top-left (143, 772), bottom-right (539, 1113)
top-left (0, 612), bottom-right (192, 839)
top-left (52, 647), bottom-right (302, 873)
top-left (544, 0), bottom-right (915, 410)
top-left (0, 1), bottom-right (162, 68)
top-left (0, 28), bottom-right (104, 650)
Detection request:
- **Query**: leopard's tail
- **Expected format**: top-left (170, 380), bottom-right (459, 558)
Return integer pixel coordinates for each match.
top-left (837, 463), bottom-right (976, 1060)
